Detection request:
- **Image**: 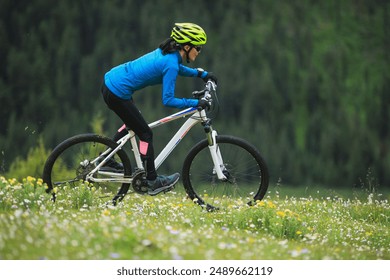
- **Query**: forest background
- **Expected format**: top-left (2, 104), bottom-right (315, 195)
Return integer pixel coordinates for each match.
top-left (0, 0), bottom-right (389, 190)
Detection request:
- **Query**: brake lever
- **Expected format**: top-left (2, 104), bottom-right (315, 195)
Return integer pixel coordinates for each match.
top-left (206, 80), bottom-right (217, 88)
top-left (192, 89), bottom-right (205, 98)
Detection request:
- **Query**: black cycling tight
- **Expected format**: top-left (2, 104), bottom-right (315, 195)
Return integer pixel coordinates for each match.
top-left (101, 83), bottom-right (157, 180)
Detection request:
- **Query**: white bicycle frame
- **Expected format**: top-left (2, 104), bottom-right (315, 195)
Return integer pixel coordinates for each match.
top-left (86, 81), bottom-right (227, 184)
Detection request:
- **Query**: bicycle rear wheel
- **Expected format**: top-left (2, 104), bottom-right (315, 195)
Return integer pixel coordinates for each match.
top-left (42, 134), bottom-right (132, 204)
top-left (182, 135), bottom-right (269, 211)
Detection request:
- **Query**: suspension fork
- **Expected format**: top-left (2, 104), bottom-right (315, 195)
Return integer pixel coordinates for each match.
top-left (203, 120), bottom-right (227, 180)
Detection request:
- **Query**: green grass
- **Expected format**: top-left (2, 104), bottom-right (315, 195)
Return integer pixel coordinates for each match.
top-left (0, 176), bottom-right (389, 260)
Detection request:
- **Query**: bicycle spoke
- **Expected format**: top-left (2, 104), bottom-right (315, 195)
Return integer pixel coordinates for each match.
top-left (182, 135), bottom-right (268, 210)
top-left (43, 134), bottom-right (132, 204)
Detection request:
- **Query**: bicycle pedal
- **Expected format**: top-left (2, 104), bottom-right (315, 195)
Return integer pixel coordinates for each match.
top-left (163, 186), bottom-right (175, 193)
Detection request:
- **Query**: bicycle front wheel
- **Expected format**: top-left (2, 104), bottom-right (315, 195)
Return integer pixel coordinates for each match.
top-left (182, 135), bottom-right (269, 211)
top-left (42, 134), bottom-right (132, 204)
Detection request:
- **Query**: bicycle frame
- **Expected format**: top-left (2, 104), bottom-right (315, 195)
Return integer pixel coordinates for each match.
top-left (86, 93), bottom-right (227, 184)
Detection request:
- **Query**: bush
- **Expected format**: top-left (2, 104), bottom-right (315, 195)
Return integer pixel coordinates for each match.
top-left (6, 137), bottom-right (50, 180)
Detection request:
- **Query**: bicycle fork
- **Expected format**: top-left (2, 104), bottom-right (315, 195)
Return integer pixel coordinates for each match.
top-left (203, 121), bottom-right (227, 181)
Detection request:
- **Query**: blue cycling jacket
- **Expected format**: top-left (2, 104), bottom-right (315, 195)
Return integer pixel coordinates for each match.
top-left (104, 48), bottom-right (208, 109)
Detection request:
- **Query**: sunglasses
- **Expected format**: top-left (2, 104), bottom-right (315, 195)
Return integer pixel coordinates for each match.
top-left (193, 46), bottom-right (202, 53)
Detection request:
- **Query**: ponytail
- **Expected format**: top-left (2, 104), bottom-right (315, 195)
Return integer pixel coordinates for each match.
top-left (159, 38), bottom-right (181, 55)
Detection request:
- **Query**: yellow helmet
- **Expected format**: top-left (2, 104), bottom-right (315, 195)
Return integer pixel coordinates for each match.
top-left (170, 23), bottom-right (207, 46)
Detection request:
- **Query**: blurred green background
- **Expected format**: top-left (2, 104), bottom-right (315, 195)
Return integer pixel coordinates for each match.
top-left (1, 0), bottom-right (389, 190)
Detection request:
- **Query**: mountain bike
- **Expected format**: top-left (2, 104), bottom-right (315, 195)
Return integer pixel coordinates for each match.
top-left (42, 81), bottom-right (269, 211)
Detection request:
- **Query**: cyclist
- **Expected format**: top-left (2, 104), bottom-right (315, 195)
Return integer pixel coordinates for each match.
top-left (101, 23), bottom-right (217, 196)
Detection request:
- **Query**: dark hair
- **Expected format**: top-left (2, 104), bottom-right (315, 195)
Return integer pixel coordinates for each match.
top-left (159, 38), bottom-right (181, 55)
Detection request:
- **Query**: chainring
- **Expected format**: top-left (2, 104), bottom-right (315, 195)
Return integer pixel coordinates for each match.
top-left (132, 170), bottom-right (148, 194)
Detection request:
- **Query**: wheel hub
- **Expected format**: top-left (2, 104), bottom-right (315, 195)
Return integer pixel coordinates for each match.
top-left (76, 160), bottom-right (94, 181)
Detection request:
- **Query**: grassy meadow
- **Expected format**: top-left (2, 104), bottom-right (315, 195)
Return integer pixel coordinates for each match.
top-left (0, 175), bottom-right (389, 260)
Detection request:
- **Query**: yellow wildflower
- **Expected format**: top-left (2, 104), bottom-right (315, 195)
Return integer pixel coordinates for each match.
top-left (27, 176), bottom-right (36, 183)
top-left (247, 237), bottom-right (255, 244)
top-left (267, 201), bottom-right (276, 208)
top-left (276, 211), bottom-right (286, 218)
top-left (8, 178), bottom-right (17, 185)
top-left (256, 200), bottom-right (265, 207)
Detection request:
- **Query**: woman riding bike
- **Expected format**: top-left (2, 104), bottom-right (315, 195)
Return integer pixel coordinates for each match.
top-left (101, 23), bottom-right (217, 196)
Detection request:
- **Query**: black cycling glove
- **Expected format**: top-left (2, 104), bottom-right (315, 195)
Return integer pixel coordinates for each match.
top-left (202, 72), bottom-right (218, 84)
top-left (198, 98), bottom-right (211, 110)
top-left (197, 68), bottom-right (218, 84)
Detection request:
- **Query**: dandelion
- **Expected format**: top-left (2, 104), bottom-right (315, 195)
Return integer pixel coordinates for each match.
top-left (1, 176), bottom-right (7, 184)
top-left (26, 176), bottom-right (36, 183)
top-left (267, 201), bottom-right (276, 208)
top-left (246, 237), bottom-right (255, 244)
top-left (8, 178), bottom-right (17, 185)
top-left (256, 200), bottom-right (265, 207)
top-left (276, 211), bottom-right (286, 218)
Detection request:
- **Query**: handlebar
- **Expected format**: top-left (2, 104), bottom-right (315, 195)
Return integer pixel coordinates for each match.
top-left (193, 80), bottom-right (217, 111)
top-left (192, 80), bottom-right (217, 99)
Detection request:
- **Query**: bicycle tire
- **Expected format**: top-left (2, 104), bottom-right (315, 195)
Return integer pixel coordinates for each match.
top-left (42, 134), bottom-right (132, 204)
top-left (182, 135), bottom-right (269, 211)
